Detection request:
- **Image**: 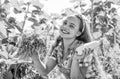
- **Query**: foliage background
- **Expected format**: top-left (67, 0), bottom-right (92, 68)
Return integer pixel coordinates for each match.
top-left (0, 0), bottom-right (120, 79)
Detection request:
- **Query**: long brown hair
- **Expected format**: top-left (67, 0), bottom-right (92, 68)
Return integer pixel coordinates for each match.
top-left (75, 15), bottom-right (93, 43)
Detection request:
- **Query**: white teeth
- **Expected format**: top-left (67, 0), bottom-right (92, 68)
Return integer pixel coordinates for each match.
top-left (61, 29), bottom-right (69, 34)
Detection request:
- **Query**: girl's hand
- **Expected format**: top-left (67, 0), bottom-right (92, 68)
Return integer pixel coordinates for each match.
top-left (30, 43), bottom-right (44, 58)
top-left (74, 48), bottom-right (93, 61)
top-left (31, 50), bottom-right (39, 61)
top-left (71, 53), bottom-right (85, 79)
top-left (72, 52), bottom-right (85, 62)
top-left (2, 71), bottom-right (13, 79)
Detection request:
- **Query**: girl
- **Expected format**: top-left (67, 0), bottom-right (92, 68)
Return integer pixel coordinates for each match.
top-left (31, 14), bottom-right (97, 79)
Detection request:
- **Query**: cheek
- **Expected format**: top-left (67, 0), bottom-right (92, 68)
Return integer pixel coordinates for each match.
top-left (59, 26), bottom-right (62, 32)
top-left (70, 29), bottom-right (79, 35)
top-left (8, 46), bottom-right (12, 49)
top-left (59, 30), bottom-right (62, 35)
top-left (60, 25), bottom-right (65, 29)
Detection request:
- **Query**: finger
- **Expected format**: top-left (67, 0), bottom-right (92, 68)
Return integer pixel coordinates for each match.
top-left (87, 48), bottom-right (91, 54)
top-left (75, 54), bottom-right (85, 60)
top-left (32, 50), bottom-right (39, 57)
top-left (88, 48), bottom-right (93, 55)
top-left (84, 48), bottom-right (88, 56)
top-left (83, 49), bottom-right (87, 56)
top-left (76, 55), bottom-right (84, 59)
top-left (3, 72), bottom-right (8, 76)
top-left (85, 48), bottom-right (91, 56)
top-left (3, 74), bottom-right (6, 78)
top-left (89, 48), bottom-right (92, 54)
top-left (86, 48), bottom-right (90, 55)
top-left (3, 73), bottom-right (7, 79)
top-left (3, 76), bottom-right (7, 79)
top-left (82, 48), bottom-right (85, 54)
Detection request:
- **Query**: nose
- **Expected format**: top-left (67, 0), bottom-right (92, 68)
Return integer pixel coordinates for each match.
top-left (62, 24), bottom-right (69, 30)
top-left (61, 26), bottom-right (68, 32)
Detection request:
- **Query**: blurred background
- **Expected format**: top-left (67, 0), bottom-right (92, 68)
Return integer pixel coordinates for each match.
top-left (0, 0), bottom-right (120, 79)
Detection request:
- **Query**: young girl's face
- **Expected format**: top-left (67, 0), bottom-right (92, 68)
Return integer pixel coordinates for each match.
top-left (59, 16), bottom-right (81, 39)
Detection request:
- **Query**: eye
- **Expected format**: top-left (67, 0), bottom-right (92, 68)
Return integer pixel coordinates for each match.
top-left (69, 24), bottom-right (74, 28)
top-left (63, 20), bottom-right (67, 25)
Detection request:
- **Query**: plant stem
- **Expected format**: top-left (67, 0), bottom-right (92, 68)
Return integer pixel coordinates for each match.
top-left (0, 30), bottom-right (6, 39)
top-left (90, 0), bottom-right (95, 39)
top-left (21, 3), bottom-right (30, 34)
top-left (114, 27), bottom-right (116, 45)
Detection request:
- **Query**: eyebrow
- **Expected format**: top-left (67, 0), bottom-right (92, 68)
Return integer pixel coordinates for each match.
top-left (70, 23), bottom-right (76, 27)
top-left (63, 19), bottom-right (76, 27)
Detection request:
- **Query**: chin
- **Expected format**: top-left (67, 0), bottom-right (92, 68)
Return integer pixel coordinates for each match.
top-left (61, 35), bottom-right (73, 39)
top-left (60, 35), bottom-right (66, 38)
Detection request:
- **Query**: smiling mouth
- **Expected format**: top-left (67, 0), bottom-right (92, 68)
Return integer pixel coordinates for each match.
top-left (61, 29), bottom-right (70, 34)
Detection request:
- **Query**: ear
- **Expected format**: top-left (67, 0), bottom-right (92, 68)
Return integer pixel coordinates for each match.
top-left (76, 31), bottom-right (81, 37)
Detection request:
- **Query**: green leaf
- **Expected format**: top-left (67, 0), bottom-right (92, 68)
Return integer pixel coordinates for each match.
top-left (0, 8), bottom-right (5, 13)
top-left (0, 12), bottom-right (7, 19)
top-left (28, 17), bottom-right (37, 23)
top-left (104, 1), bottom-right (113, 8)
top-left (32, 10), bottom-right (41, 16)
top-left (94, 5), bottom-right (104, 12)
top-left (80, 3), bottom-right (87, 7)
top-left (39, 18), bottom-right (46, 24)
top-left (30, 0), bottom-right (44, 9)
top-left (109, 8), bottom-right (116, 14)
top-left (93, 1), bottom-right (102, 5)
top-left (82, 9), bottom-right (92, 15)
top-left (13, 8), bottom-right (22, 14)
top-left (0, 46), bottom-right (8, 59)
top-left (0, 31), bottom-right (6, 39)
top-left (4, 0), bottom-right (9, 4)
top-left (10, 0), bottom-right (22, 11)
top-left (108, 0), bottom-right (120, 5)
top-left (14, 25), bottom-right (22, 33)
top-left (112, 18), bottom-right (117, 23)
top-left (33, 5), bottom-right (41, 11)
top-left (97, 16), bottom-right (108, 25)
top-left (8, 17), bottom-right (16, 24)
top-left (74, 5), bottom-right (79, 9)
top-left (69, 0), bottom-right (80, 3)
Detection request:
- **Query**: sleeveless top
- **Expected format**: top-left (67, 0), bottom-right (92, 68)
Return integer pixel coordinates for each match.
top-left (50, 40), bottom-right (100, 79)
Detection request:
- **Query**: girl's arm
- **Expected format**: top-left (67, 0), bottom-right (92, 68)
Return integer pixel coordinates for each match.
top-left (2, 71), bottom-right (13, 79)
top-left (70, 54), bottom-right (87, 79)
top-left (31, 53), bottom-right (57, 76)
top-left (31, 36), bottom-right (61, 76)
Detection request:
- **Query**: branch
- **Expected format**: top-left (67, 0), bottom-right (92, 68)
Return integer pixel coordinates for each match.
top-left (21, 2), bottom-right (30, 33)
top-left (0, 31), bottom-right (6, 39)
top-left (3, 19), bottom-right (22, 33)
top-left (90, 0), bottom-right (95, 39)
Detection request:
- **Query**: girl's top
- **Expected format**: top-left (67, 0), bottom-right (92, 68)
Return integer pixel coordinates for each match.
top-left (50, 40), bottom-right (100, 79)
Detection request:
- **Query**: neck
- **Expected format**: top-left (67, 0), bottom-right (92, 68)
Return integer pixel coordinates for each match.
top-left (63, 38), bottom-right (75, 51)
